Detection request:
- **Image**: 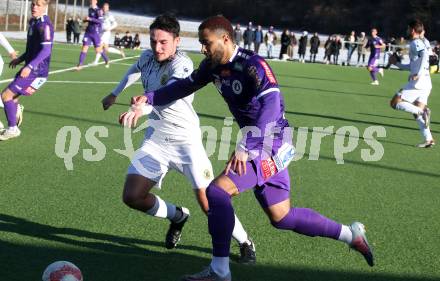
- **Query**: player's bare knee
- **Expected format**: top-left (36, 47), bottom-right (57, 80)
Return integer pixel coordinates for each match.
top-left (212, 175), bottom-right (239, 196)
top-left (265, 200), bottom-right (291, 226)
top-left (122, 174), bottom-right (153, 206)
top-left (390, 94), bottom-right (401, 109)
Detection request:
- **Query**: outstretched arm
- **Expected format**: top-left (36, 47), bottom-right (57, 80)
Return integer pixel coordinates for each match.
top-left (102, 62), bottom-right (140, 110)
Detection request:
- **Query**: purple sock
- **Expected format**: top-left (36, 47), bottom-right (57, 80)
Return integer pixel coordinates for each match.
top-left (100, 51), bottom-right (109, 63)
top-left (4, 100), bottom-right (17, 127)
top-left (272, 208), bottom-right (342, 240)
top-left (370, 70), bottom-right (377, 81)
top-left (78, 52), bottom-right (87, 66)
top-left (206, 183), bottom-right (235, 257)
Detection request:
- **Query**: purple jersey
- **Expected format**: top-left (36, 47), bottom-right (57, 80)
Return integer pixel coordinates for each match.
top-left (23, 15), bottom-right (54, 77)
top-left (85, 7), bottom-right (103, 35)
top-left (367, 36), bottom-right (383, 59)
top-left (145, 47), bottom-right (289, 154)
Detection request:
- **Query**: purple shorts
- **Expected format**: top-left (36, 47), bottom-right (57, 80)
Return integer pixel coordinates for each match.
top-left (226, 160), bottom-right (291, 208)
top-left (368, 57), bottom-right (378, 68)
top-left (8, 72), bottom-right (47, 96)
top-left (83, 32), bottom-right (101, 47)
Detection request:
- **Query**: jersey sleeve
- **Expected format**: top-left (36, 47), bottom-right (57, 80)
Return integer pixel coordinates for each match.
top-left (245, 56), bottom-right (280, 99)
top-left (0, 33), bottom-right (15, 54)
top-left (40, 22), bottom-right (54, 45)
top-left (242, 56), bottom-right (283, 151)
top-left (169, 55), bottom-right (194, 82)
top-left (28, 22), bottom-right (53, 70)
top-left (144, 59), bottom-right (213, 106)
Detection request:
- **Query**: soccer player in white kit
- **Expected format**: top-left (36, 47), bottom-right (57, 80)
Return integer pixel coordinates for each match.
top-left (0, 32), bottom-right (17, 108)
top-left (389, 20), bottom-right (434, 148)
top-left (93, 2), bottom-right (124, 65)
top-left (101, 14), bottom-right (256, 263)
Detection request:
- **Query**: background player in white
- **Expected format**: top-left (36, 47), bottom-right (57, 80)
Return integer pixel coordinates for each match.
top-left (389, 19), bottom-right (434, 148)
top-left (101, 14), bottom-right (256, 263)
top-left (93, 2), bottom-right (125, 65)
top-left (0, 33), bottom-right (17, 109)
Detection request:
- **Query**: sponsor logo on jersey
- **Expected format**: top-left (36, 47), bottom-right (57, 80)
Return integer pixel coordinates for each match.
top-left (259, 60), bottom-right (277, 84)
top-left (232, 80), bottom-right (242, 94)
top-left (203, 169), bottom-right (211, 179)
top-left (248, 65), bottom-right (261, 88)
top-left (261, 157), bottom-right (278, 180)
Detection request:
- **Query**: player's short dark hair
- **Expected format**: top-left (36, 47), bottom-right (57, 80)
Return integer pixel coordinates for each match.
top-left (409, 19), bottom-right (424, 34)
top-left (150, 14), bottom-right (180, 38)
top-left (199, 15), bottom-right (234, 42)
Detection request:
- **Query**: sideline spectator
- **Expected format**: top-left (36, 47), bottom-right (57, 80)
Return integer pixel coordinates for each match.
top-left (233, 24), bottom-right (242, 46)
top-left (324, 35), bottom-right (333, 64)
top-left (309, 32), bottom-right (320, 63)
top-left (114, 32), bottom-right (122, 48)
top-left (133, 33), bottom-right (141, 49)
top-left (287, 32), bottom-right (297, 60)
top-left (254, 25), bottom-right (263, 55)
top-left (72, 17), bottom-right (82, 44)
top-left (345, 31), bottom-right (356, 65)
top-left (279, 29), bottom-right (291, 60)
top-left (265, 26), bottom-right (277, 59)
top-left (66, 17), bottom-right (74, 43)
top-left (332, 35), bottom-right (342, 65)
top-left (357, 32), bottom-right (367, 66)
top-left (298, 31), bottom-right (308, 63)
top-left (243, 22), bottom-right (254, 50)
top-left (121, 31), bottom-right (133, 49)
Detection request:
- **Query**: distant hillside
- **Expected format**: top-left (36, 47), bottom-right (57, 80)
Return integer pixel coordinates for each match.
top-left (109, 0), bottom-right (440, 39)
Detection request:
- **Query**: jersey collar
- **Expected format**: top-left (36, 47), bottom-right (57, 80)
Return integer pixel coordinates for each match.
top-left (228, 45), bottom-right (239, 62)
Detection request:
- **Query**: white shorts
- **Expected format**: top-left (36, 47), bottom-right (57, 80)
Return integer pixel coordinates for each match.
top-left (127, 138), bottom-right (214, 189)
top-left (396, 84), bottom-right (431, 105)
top-left (101, 32), bottom-right (111, 45)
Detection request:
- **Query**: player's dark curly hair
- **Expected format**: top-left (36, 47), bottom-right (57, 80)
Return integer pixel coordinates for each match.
top-left (150, 14), bottom-right (180, 38)
top-left (199, 15), bottom-right (234, 42)
top-left (409, 19), bottom-right (424, 34)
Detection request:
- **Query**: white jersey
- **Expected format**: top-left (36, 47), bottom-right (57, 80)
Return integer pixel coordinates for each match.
top-left (0, 33), bottom-right (15, 76)
top-left (102, 12), bottom-right (117, 33)
top-left (399, 37), bottom-right (432, 90)
top-left (112, 49), bottom-right (200, 143)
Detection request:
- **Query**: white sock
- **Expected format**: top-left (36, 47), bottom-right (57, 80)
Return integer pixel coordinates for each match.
top-left (108, 47), bottom-right (122, 55)
top-left (0, 98), bottom-right (3, 108)
top-left (94, 53), bottom-right (100, 64)
top-left (395, 101), bottom-right (422, 115)
top-left (145, 195), bottom-right (177, 220)
top-left (338, 225), bottom-right (353, 244)
top-left (232, 214), bottom-right (249, 244)
top-left (210, 256), bottom-right (230, 277)
top-left (416, 115), bottom-right (433, 141)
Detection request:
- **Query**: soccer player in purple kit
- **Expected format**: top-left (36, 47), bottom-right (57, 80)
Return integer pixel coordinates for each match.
top-left (0, 0), bottom-right (53, 141)
top-left (76, 0), bottom-right (109, 70)
top-left (132, 16), bottom-right (374, 281)
top-left (367, 28), bottom-right (385, 85)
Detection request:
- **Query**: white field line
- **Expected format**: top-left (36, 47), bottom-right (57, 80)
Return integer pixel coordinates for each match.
top-left (0, 55), bottom-right (140, 84)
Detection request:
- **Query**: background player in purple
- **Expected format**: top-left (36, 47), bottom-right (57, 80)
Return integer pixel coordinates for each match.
top-left (132, 15), bottom-right (374, 281)
top-left (0, 0), bottom-right (53, 141)
top-left (76, 0), bottom-right (109, 70)
top-left (367, 28), bottom-right (385, 85)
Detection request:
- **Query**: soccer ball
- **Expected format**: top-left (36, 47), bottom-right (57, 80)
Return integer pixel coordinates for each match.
top-left (42, 261), bottom-right (83, 281)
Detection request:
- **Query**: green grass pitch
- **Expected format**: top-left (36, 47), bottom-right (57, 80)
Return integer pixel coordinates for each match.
top-left (0, 40), bottom-right (439, 281)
